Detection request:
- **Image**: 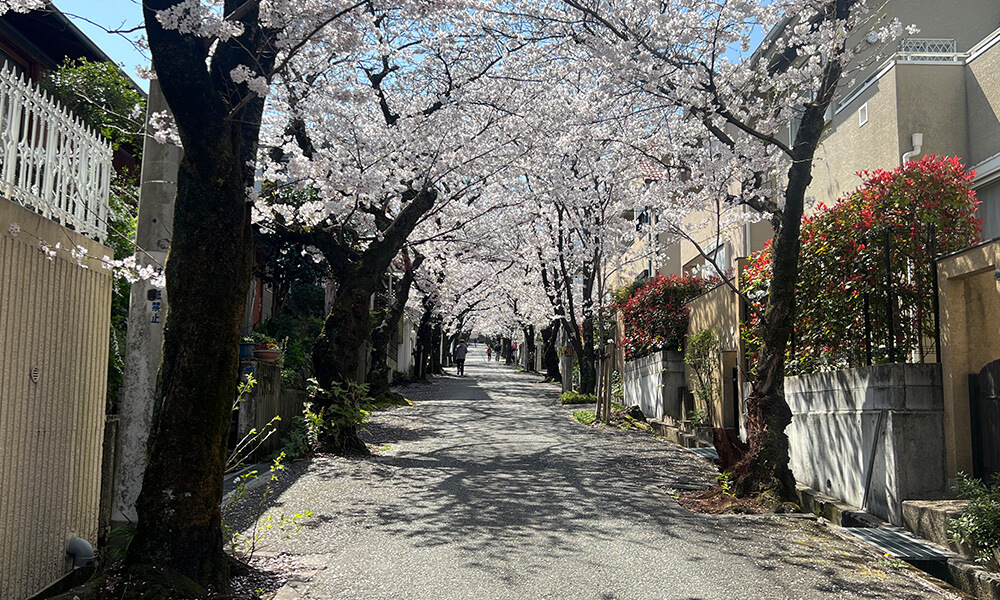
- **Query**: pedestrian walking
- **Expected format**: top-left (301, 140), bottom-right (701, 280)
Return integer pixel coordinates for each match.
top-left (486, 346), bottom-right (492, 362)
top-left (454, 340), bottom-right (468, 376)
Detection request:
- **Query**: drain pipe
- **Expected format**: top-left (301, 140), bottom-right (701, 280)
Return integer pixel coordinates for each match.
top-left (66, 536), bottom-right (95, 567)
top-left (901, 132), bottom-right (924, 362)
top-left (901, 132), bottom-right (923, 165)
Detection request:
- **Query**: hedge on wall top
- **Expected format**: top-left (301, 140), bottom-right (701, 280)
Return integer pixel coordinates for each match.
top-left (742, 155), bottom-right (981, 374)
top-left (617, 273), bottom-right (713, 360)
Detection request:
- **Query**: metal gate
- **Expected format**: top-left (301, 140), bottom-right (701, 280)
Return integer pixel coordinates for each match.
top-left (970, 359), bottom-right (1000, 478)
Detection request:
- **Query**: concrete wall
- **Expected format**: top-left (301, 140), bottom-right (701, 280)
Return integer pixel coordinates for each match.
top-left (786, 363), bottom-right (946, 525)
top-left (937, 240), bottom-right (1000, 479)
top-left (623, 350), bottom-right (685, 421)
top-left (0, 197), bottom-right (112, 600)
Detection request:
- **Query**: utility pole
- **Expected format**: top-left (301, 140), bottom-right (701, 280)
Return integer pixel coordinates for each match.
top-left (112, 80), bottom-right (181, 525)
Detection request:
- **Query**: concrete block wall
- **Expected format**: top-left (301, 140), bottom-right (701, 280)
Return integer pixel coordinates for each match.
top-left (623, 350), bottom-right (685, 421)
top-left (786, 363), bottom-right (947, 525)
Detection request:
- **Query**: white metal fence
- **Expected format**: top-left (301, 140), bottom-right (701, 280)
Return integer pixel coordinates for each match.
top-left (0, 65), bottom-right (112, 243)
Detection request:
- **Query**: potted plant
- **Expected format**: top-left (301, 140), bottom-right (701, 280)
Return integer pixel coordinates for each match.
top-left (249, 331), bottom-right (282, 363)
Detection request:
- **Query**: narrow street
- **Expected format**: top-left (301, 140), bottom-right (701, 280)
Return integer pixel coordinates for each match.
top-left (239, 345), bottom-right (958, 600)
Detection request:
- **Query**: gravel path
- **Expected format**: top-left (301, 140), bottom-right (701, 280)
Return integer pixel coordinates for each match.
top-left (232, 345), bottom-right (961, 600)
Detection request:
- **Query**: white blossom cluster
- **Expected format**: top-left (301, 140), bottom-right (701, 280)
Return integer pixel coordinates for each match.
top-left (230, 65), bottom-right (269, 98)
top-left (0, 0), bottom-right (42, 16)
top-left (148, 110), bottom-right (182, 147)
top-left (155, 0), bottom-right (245, 41)
top-left (5, 221), bottom-right (165, 288)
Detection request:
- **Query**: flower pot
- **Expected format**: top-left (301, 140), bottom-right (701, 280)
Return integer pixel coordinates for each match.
top-left (239, 342), bottom-right (255, 359)
top-left (253, 348), bottom-right (281, 363)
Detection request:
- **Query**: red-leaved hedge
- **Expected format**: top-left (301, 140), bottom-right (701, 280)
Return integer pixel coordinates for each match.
top-left (617, 274), bottom-right (713, 360)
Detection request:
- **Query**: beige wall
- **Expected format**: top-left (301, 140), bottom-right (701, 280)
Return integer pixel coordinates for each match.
top-left (937, 240), bottom-right (1000, 480)
top-left (607, 227), bottom-right (657, 291)
top-left (837, 0), bottom-right (1000, 97)
top-left (0, 198), bottom-right (112, 600)
top-left (896, 63), bottom-right (969, 159)
top-left (809, 71), bottom-right (900, 208)
top-left (686, 282), bottom-right (742, 427)
top-left (882, 0), bottom-right (1000, 54)
top-left (966, 40), bottom-right (1000, 167)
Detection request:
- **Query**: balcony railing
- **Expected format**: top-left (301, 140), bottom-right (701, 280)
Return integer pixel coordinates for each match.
top-left (0, 65), bottom-right (112, 243)
top-left (897, 38), bottom-right (963, 63)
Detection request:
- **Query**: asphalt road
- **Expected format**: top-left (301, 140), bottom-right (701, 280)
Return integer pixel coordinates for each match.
top-left (239, 345), bottom-right (959, 600)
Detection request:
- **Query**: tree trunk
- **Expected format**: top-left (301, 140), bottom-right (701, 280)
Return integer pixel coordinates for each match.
top-left (367, 278), bottom-right (393, 398)
top-left (129, 146), bottom-right (250, 592)
top-left (127, 1), bottom-right (274, 593)
top-left (579, 314), bottom-right (597, 394)
top-left (430, 321), bottom-right (444, 374)
top-left (523, 325), bottom-right (536, 371)
top-left (541, 322), bottom-right (561, 381)
top-left (731, 46), bottom-right (849, 500)
top-left (311, 189), bottom-right (435, 453)
top-left (367, 257), bottom-right (422, 400)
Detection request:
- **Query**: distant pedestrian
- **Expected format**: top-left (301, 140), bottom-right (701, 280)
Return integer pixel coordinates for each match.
top-left (486, 346), bottom-right (492, 362)
top-left (454, 341), bottom-right (468, 376)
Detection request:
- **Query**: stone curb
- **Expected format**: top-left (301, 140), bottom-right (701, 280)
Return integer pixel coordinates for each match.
top-left (947, 557), bottom-right (1000, 600)
top-left (798, 484), bottom-right (1000, 599)
top-left (795, 484), bottom-right (882, 528)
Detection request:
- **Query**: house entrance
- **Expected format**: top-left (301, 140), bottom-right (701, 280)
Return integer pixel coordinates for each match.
top-left (970, 359), bottom-right (1000, 478)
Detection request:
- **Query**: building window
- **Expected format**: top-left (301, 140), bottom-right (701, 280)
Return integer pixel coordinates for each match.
top-left (858, 102), bottom-right (869, 127)
top-left (636, 207), bottom-right (651, 231)
top-left (977, 180), bottom-right (1000, 240)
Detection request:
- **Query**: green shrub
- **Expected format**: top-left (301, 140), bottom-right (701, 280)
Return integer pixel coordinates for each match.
top-left (392, 370), bottom-right (419, 386)
top-left (685, 329), bottom-right (719, 426)
top-left (559, 391), bottom-right (597, 405)
top-left (573, 410), bottom-right (596, 425)
top-left (949, 473), bottom-right (1000, 563)
top-left (274, 415), bottom-right (312, 460)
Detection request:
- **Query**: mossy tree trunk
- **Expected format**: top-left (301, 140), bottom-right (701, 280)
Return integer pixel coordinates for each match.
top-left (731, 7), bottom-right (852, 498)
top-left (367, 254), bottom-right (423, 399)
top-left (128, 0), bottom-right (274, 592)
top-left (311, 189), bottom-right (435, 453)
top-left (541, 321), bottom-right (561, 381)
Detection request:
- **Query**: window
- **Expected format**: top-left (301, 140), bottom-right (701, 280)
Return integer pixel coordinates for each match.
top-left (977, 180), bottom-right (1000, 240)
top-left (636, 207), bottom-right (651, 231)
top-left (858, 102), bottom-right (869, 127)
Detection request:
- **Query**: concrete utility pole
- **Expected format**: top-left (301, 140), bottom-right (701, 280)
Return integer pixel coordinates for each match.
top-left (112, 80), bottom-right (181, 525)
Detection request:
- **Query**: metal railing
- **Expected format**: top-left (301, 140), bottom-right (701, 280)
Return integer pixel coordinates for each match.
top-left (897, 38), bottom-right (963, 63)
top-left (900, 38), bottom-right (958, 54)
top-left (0, 65), bottom-right (112, 242)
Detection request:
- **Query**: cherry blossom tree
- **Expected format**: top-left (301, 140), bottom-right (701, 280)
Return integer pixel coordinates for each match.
top-left (551, 0), bottom-right (910, 498)
top-left (251, 4), bottom-right (546, 450)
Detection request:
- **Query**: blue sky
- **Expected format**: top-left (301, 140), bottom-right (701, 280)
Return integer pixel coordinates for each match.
top-left (51, 0), bottom-right (148, 90)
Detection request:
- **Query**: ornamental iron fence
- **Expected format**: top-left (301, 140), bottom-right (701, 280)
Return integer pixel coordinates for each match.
top-left (0, 65), bottom-right (112, 243)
